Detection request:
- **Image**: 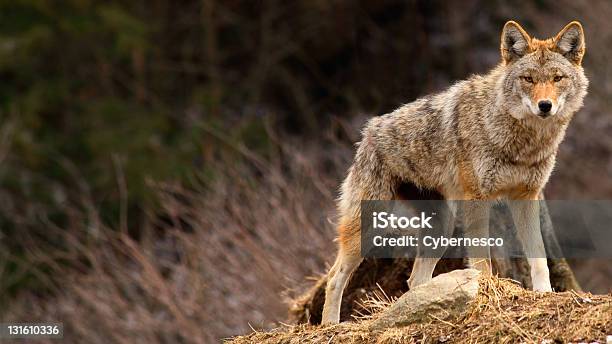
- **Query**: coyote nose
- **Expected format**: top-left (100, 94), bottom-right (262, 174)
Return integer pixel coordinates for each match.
top-left (538, 100), bottom-right (552, 113)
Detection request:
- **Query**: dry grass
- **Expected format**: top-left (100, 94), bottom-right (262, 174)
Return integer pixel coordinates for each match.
top-left (230, 275), bottom-right (612, 344)
top-left (0, 128), bottom-right (357, 343)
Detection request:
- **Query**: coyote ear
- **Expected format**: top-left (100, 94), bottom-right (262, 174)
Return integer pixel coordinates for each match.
top-left (554, 21), bottom-right (585, 65)
top-left (501, 21), bottom-right (531, 63)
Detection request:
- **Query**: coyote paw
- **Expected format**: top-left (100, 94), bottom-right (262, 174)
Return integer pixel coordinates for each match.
top-left (407, 275), bottom-right (431, 290)
top-left (532, 280), bottom-right (553, 292)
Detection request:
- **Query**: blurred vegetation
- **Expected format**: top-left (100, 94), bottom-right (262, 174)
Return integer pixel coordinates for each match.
top-left (0, 0), bottom-right (505, 233)
top-left (2, 1), bottom-right (200, 217)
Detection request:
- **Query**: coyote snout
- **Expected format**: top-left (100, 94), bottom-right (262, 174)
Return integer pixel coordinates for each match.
top-left (320, 20), bottom-right (588, 324)
top-left (520, 79), bottom-right (564, 118)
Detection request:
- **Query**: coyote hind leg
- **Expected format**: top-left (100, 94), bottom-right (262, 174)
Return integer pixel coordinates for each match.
top-left (321, 127), bottom-right (397, 324)
top-left (321, 230), bottom-right (362, 325)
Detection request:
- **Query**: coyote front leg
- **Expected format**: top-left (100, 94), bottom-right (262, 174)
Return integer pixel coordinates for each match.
top-left (463, 200), bottom-right (493, 274)
top-left (508, 198), bottom-right (552, 292)
top-left (408, 200), bottom-right (456, 289)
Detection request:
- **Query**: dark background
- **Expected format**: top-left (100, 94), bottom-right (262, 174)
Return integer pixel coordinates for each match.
top-left (0, 1), bottom-right (610, 343)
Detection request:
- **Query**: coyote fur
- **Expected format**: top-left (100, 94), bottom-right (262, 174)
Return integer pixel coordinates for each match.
top-left (321, 21), bottom-right (588, 324)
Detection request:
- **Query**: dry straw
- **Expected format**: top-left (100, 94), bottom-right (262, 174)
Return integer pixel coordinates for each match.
top-left (230, 274), bottom-right (612, 343)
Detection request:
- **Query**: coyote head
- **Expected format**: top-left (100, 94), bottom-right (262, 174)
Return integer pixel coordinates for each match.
top-left (498, 21), bottom-right (588, 121)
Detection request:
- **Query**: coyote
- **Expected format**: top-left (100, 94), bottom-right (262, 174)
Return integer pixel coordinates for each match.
top-left (321, 21), bottom-right (588, 324)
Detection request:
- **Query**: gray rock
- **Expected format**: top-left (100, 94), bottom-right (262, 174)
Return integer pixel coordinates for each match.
top-left (369, 269), bottom-right (480, 331)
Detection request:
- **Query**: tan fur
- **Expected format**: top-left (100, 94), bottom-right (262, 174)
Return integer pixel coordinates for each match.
top-left (532, 81), bottom-right (558, 103)
top-left (321, 21), bottom-right (589, 324)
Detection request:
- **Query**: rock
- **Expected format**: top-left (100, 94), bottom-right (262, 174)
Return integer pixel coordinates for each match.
top-left (369, 269), bottom-right (480, 331)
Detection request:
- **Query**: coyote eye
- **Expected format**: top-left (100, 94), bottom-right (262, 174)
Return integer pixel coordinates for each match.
top-left (523, 76), bottom-right (534, 83)
top-left (553, 75), bottom-right (563, 82)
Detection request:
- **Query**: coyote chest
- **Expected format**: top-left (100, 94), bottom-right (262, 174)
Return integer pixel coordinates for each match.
top-left (456, 117), bottom-right (566, 199)
top-left (456, 146), bottom-right (557, 199)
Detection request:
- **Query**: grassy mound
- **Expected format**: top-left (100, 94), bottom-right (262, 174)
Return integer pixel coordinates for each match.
top-left (229, 276), bottom-right (611, 343)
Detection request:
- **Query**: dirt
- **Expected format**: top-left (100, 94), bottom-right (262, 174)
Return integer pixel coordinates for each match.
top-left (229, 275), bottom-right (612, 343)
